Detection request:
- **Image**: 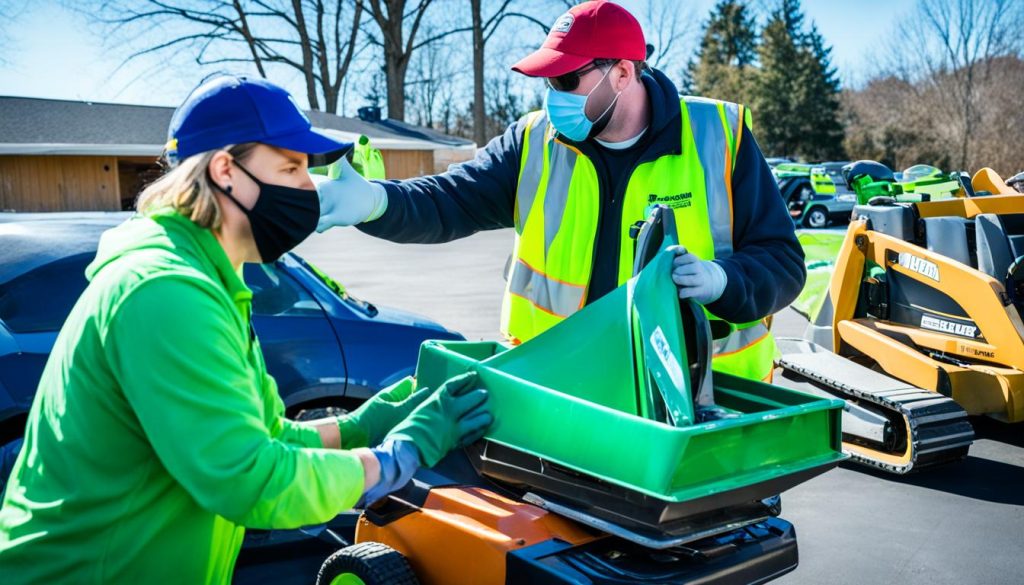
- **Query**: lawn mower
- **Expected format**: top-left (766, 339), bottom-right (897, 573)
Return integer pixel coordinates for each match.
top-left (847, 162), bottom-right (964, 205)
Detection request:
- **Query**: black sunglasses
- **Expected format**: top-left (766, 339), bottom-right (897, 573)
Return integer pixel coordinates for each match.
top-left (546, 61), bottom-right (607, 92)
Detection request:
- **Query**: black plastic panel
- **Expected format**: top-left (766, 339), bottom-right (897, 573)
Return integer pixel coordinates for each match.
top-left (506, 518), bottom-right (799, 585)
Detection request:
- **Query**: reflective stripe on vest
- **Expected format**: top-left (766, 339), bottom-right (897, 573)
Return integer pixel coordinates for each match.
top-left (507, 257), bottom-right (586, 318)
top-left (503, 97), bottom-right (774, 381)
top-left (504, 111), bottom-right (599, 334)
top-left (713, 321), bottom-right (769, 355)
top-left (514, 112), bottom-right (549, 233)
top-left (712, 322), bottom-right (777, 381)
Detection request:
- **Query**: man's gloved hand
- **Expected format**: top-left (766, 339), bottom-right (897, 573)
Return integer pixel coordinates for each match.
top-left (314, 157), bottom-right (388, 231)
top-left (669, 245), bottom-right (728, 305)
top-left (336, 379), bottom-right (432, 449)
top-left (356, 439), bottom-right (420, 508)
top-left (384, 372), bottom-right (493, 467)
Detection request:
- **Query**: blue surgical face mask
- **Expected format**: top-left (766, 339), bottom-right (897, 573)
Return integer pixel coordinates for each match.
top-left (544, 66), bottom-right (622, 142)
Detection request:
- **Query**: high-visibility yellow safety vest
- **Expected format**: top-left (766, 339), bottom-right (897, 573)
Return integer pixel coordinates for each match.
top-left (500, 96), bottom-right (776, 382)
top-left (810, 166), bottom-right (836, 194)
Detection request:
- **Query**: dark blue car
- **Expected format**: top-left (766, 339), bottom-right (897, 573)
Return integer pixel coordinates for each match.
top-left (0, 212), bottom-right (464, 493)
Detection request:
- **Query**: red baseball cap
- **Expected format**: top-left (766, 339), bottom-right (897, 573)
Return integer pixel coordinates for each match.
top-left (512, 1), bottom-right (646, 78)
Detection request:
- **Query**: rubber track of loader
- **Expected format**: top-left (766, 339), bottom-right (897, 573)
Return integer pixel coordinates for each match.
top-left (778, 357), bottom-right (974, 474)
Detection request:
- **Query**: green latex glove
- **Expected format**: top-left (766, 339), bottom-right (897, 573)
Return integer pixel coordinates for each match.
top-left (385, 372), bottom-right (493, 467)
top-left (336, 378), bottom-right (432, 449)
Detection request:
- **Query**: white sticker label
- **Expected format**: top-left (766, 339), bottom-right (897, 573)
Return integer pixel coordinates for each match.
top-left (921, 315), bottom-right (978, 338)
top-left (898, 252), bottom-right (940, 281)
top-left (553, 13), bottom-right (575, 33)
top-left (650, 326), bottom-right (685, 390)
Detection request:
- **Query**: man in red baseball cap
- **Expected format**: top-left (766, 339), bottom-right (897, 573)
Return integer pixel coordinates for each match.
top-left (317, 1), bottom-right (803, 383)
top-left (509, 0), bottom-right (649, 144)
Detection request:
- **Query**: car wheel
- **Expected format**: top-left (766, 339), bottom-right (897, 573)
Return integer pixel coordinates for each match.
top-left (804, 207), bottom-right (829, 228)
top-left (316, 542), bottom-right (419, 585)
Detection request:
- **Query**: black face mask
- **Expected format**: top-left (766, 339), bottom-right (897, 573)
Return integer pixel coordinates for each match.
top-left (212, 161), bottom-right (320, 264)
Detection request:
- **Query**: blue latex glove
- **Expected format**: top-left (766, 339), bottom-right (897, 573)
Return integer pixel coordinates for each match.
top-left (669, 245), bottom-right (728, 305)
top-left (313, 158), bottom-right (388, 231)
top-left (356, 439), bottom-right (420, 507)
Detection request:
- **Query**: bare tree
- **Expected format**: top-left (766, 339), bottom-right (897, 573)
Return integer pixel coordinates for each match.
top-left (639, 0), bottom-right (697, 72)
top-left (406, 24), bottom-right (458, 127)
top-left (466, 0), bottom-right (555, 145)
top-left (482, 70), bottom-right (530, 138)
top-left (360, 0), bottom-right (478, 121)
top-left (454, 40), bottom-right (546, 142)
top-left (0, 0), bottom-right (28, 66)
top-left (887, 0), bottom-right (1023, 168)
top-left (93, 0), bottom-right (365, 113)
top-left (842, 76), bottom-right (952, 171)
top-left (436, 70), bottom-right (459, 134)
top-left (395, 0), bottom-right (554, 141)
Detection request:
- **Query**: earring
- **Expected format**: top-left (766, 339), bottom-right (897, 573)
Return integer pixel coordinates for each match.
top-left (226, 185), bottom-right (233, 194)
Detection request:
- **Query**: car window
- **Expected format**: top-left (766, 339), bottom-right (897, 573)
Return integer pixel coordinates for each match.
top-left (0, 253), bottom-right (92, 333)
top-left (244, 263), bottom-right (322, 317)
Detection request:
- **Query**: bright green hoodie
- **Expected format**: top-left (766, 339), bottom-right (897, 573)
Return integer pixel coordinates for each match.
top-left (0, 211), bottom-right (365, 583)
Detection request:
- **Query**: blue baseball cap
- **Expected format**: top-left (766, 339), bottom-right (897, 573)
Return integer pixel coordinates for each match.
top-left (166, 75), bottom-right (352, 165)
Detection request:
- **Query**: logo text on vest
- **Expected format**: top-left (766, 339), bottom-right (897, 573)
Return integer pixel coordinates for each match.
top-left (648, 192), bottom-right (693, 209)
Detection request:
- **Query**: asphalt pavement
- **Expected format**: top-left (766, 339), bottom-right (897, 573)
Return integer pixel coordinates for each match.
top-left (295, 226), bottom-right (1024, 585)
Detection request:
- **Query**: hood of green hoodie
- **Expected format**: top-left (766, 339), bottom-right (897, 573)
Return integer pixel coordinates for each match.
top-left (86, 210), bottom-right (249, 302)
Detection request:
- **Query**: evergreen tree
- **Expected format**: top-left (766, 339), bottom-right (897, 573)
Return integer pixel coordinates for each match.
top-left (755, 0), bottom-right (845, 160)
top-left (755, 4), bottom-right (803, 157)
top-left (686, 0), bottom-right (759, 105)
top-left (802, 24), bottom-right (846, 160)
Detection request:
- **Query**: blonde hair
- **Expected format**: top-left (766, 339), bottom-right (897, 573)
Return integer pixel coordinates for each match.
top-left (137, 143), bottom-right (257, 229)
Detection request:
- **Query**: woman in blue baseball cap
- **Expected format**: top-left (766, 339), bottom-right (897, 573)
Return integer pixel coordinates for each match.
top-left (0, 76), bottom-right (491, 583)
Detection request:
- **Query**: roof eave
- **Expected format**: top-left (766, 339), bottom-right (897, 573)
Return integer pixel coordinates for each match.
top-left (0, 143), bottom-right (164, 156)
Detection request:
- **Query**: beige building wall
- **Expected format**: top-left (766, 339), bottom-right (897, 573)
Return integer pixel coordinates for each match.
top-left (0, 146), bottom-right (477, 212)
top-left (379, 149), bottom-right (434, 179)
top-left (0, 155), bottom-right (121, 212)
top-left (433, 147), bottom-right (476, 174)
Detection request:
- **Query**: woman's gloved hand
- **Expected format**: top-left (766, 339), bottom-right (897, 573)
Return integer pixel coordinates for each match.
top-left (384, 372), bottom-right (492, 467)
top-left (356, 439), bottom-right (421, 508)
top-left (314, 157), bottom-right (388, 231)
top-left (336, 379), bottom-right (432, 449)
top-left (669, 245), bottom-right (728, 305)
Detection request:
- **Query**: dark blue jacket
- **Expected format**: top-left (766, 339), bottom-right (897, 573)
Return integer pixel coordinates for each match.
top-left (359, 69), bottom-right (805, 324)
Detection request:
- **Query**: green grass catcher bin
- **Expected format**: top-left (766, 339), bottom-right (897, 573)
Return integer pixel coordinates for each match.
top-left (415, 245), bottom-right (846, 537)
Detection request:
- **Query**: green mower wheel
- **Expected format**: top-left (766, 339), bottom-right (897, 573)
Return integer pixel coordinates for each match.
top-left (317, 542), bottom-right (419, 585)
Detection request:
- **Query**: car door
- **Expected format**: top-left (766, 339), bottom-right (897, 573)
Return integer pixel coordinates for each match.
top-left (243, 262), bottom-right (347, 410)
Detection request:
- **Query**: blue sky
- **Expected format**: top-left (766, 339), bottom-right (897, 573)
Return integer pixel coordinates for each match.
top-left (0, 0), bottom-right (916, 109)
